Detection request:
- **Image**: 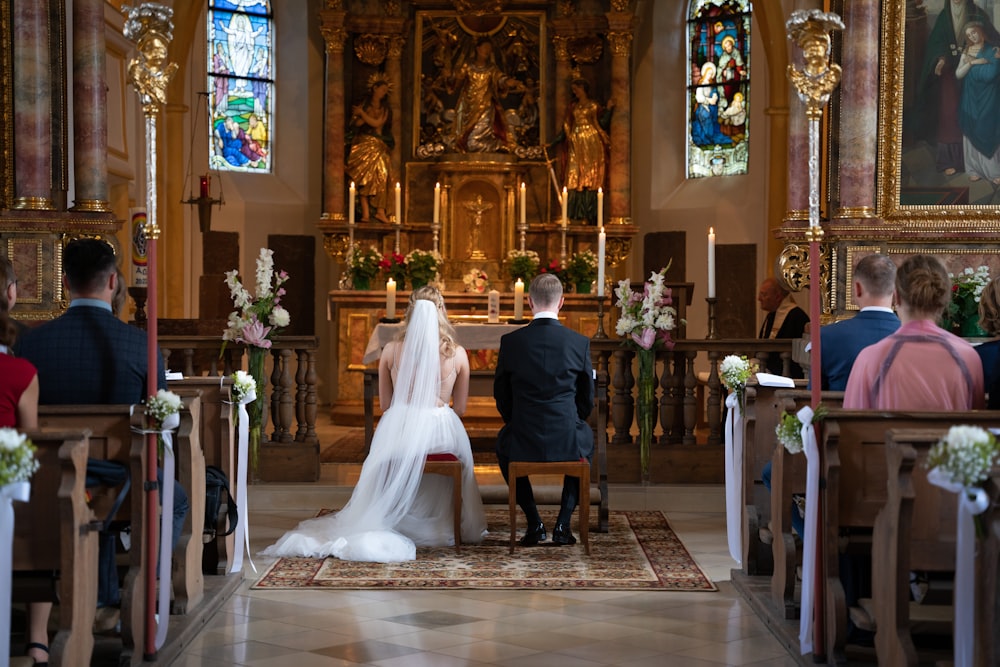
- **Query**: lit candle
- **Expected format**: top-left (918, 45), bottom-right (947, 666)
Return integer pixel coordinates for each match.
top-left (597, 227), bottom-right (606, 297)
top-left (488, 289), bottom-right (500, 323)
top-left (708, 227), bottom-right (716, 299)
top-left (433, 182), bottom-right (440, 224)
top-left (395, 182), bottom-right (402, 225)
top-left (200, 175), bottom-right (210, 199)
top-left (514, 278), bottom-right (524, 320)
top-left (386, 278), bottom-right (396, 319)
top-left (520, 182), bottom-right (526, 225)
top-left (597, 187), bottom-right (603, 229)
top-left (561, 187), bottom-right (568, 228)
top-left (348, 182), bottom-right (355, 225)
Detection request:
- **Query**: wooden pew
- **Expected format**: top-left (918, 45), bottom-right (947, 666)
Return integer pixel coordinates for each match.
top-left (871, 429), bottom-right (1000, 666)
top-left (769, 389), bottom-right (843, 617)
top-left (37, 400), bottom-right (205, 666)
top-left (169, 378), bottom-right (236, 574)
top-left (819, 410), bottom-right (1000, 663)
top-left (13, 430), bottom-right (98, 667)
top-left (741, 379), bottom-right (805, 576)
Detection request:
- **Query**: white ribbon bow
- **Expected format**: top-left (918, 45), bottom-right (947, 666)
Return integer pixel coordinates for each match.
top-left (154, 411), bottom-right (179, 649)
top-left (0, 481), bottom-right (30, 663)
top-left (927, 467), bottom-right (990, 667)
top-left (231, 387), bottom-right (256, 574)
top-left (796, 405), bottom-right (819, 655)
top-left (724, 392), bottom-right (744, 565)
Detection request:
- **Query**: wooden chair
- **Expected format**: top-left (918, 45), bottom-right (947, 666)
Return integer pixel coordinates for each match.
top-left (508, 460), bottom-right (591, 555)
top-left (422, 453), bottom-right (463, 554)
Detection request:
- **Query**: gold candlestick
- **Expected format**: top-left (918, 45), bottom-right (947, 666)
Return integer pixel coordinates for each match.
top-left (594, 295), bottom-right (609, 339)
top-left (705, 297), bottom-right (719, 340)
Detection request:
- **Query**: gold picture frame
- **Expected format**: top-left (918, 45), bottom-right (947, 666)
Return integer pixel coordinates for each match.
top-left (877, 1), bottom-right (1000, 231)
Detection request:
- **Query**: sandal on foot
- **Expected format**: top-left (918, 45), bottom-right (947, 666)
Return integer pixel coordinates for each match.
top-left (26, 641), bottom-right (49, 666)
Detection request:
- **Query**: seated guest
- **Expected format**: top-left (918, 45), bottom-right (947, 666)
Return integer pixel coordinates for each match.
top-left (494, 273), bottom-right (594, 546)
top-left (1, 255), bottom-right (47, 665)
top-left (845, 253), bottom-right (984, 410)
top-left (757, 277), bottom-right (809, 378)
top-left (975, 276), bottom-right (1000, 407)
top-left (17, 238), bottom-right (189, 632)
top-left (763, 254), bottom-right (900, 538)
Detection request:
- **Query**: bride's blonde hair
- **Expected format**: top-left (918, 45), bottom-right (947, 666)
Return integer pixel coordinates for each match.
top-left (401, 285), bottom-right (457, 357)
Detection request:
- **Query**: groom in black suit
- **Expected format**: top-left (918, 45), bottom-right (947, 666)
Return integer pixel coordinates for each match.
top-left (494, 273), bottom-right (594, 546)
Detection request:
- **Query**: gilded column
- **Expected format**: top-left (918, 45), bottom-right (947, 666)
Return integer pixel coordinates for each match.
top-left (832, 0), bottom-right (877, 219)
top-left (387, 35), bottom-right (405, 203)
top-left (12, 0), bottom-right (54, 210)
top-left (319, 8), bottom-right (347, 218)
top-left (71, 0), bottom-right (112, 212)
top-left (606, 19), bottom-right (633, 225)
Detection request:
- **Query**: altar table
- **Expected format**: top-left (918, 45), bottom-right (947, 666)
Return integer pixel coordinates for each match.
top-left (362, 321), bottom-right (527, 364)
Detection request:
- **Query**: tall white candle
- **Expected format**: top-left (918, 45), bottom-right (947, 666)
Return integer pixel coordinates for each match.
top-left (708, 227), bottom-right (716, 299)
top-left (395, 182), bottom-right (402, 225)
top-left (433, 182), bottom-right (440, 224)
top-left (597, 187), bottom-right (603, 229)
top-left (514, 278), bottom-right (524, 320)
top-left (348, 182), bottom-right (355, 225)
top-left (597, 227), bottom-right (606, 297)
top-left (520, 182), bottom-right (526, 225)
top-left (386, 278), bottom-right (396, 319)
top-left (561, 187), bottom-right (568, 228)
top-left (488, 289), bottom-right (500, 323)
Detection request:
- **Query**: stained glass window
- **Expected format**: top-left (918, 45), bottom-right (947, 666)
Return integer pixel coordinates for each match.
top-left (687, 0), bottom-right (751, 178)
top-left (208, 0), bottom-right (273, 173)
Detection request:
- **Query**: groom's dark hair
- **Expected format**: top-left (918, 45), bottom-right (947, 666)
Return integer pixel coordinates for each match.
top-left (529, 273), bottom-right (562, 311)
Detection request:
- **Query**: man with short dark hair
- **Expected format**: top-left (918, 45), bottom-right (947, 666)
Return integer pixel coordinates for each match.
top-left (494, 273), bottom-right (594, 546)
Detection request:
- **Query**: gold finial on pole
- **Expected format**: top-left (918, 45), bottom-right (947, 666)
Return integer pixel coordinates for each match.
top-left (786, 10), bottom-right (844, 121)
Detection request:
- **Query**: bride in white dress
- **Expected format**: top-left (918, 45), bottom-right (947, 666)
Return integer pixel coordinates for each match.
top-left (261, 287), bottom-right (487, 562)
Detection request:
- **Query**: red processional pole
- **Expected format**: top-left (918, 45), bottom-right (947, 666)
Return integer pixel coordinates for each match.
top-left (122, 3), bottom-right (177, 659)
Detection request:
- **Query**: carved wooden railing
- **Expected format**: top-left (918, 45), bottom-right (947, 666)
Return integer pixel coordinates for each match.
top-left (158, 335), bottom-right (319, 445)
top-left (590, 338), bottom-right (798, 447)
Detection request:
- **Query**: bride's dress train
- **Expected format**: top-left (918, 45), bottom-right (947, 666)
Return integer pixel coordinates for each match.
top-left (261, 299), bottom-right (487, 563)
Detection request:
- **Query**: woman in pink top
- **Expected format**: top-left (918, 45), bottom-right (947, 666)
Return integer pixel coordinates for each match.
top-left (844, 254), bottom-right (984, 410)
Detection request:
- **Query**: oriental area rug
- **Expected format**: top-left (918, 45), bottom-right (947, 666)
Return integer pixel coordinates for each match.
top-left (252, 510), bottom-right (717, 592)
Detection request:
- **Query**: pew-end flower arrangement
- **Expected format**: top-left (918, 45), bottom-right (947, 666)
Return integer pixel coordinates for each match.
top-left (0, 427), bottom-right (39, 487)
top-left (146, 389), bottom-right (182, 455)
top-left (719, 354), bottom-right (758, 414)
top-left (614, 266), bottom-right (682, 482)
top-left (775, 405), bottom-right (828, 455)
top-left (222, 247), bottom-right (291, 473)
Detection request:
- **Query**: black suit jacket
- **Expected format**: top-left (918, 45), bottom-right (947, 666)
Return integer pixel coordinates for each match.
top-left (494, 318), bottom-right (594, 462)
top-left (17, 304), bottom-right (166, 405)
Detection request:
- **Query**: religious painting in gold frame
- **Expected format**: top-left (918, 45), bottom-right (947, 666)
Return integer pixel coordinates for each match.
top-left (878, 1), bottom-right (1000, 230)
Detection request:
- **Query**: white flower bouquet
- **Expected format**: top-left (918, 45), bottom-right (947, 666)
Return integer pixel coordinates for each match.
top-left (614, 268), bottom-right (680, 350)
top-left (463, 267), bottom-right (489, 293)
top-left (0, 428), bottom-right (39, 486)
top-left (926, 425), bottom-right (1000, 489)
top-left (231, 369), bottom-right (257, 404)
top-left (146, 389), bottom-right (182, 426)
top-left (719, 354), bottom-right (758, 414)
top-left (775, 405), bottom-right (828, 455)
top-left (223, 247), bottom-right (291, 349)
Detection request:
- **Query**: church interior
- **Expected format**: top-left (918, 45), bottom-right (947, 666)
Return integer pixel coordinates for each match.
top-left (3, 0), bottom-right (1000, 665)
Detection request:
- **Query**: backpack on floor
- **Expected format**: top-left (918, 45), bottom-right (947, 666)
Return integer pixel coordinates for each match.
top-left (204, 465), bottom-right (238, 540)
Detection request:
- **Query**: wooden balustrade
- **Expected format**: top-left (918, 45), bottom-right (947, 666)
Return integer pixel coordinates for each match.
top-left (158, 335), bottom-right (319, 446)
top-left (590, 338), bottom-right (797, 449)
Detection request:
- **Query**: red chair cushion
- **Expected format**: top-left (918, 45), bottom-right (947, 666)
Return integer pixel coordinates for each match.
top-left (426, 453), bottom-right (459, 462)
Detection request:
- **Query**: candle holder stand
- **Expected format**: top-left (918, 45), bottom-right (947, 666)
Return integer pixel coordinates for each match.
top-left (560, 226), bottom-right (567, 266)
top-left (706, 297), bottom-right (719, 339)
top-left (593, 295), bottom-right (609, 339)
top-left (379, 317), bottom-right (401, 324)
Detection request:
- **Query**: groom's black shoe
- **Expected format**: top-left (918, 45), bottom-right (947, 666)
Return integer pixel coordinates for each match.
top-left (520, 522), bottom-right (546, 546)
top-left (552, 523), bottom-right (577, 545)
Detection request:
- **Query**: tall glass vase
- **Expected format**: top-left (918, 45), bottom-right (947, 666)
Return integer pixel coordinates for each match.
top-left (636, 348), bottom-right (656, 484)
top-left (247, 346), bottom-right (268, 476)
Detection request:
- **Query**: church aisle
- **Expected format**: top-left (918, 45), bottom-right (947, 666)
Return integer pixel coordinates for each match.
top-left (167, 473), bottom-right (800, 666)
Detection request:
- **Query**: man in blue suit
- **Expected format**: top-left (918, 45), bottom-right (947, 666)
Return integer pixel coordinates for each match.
top-left (495, 273), bottom-right (594, 546)
top-left (18, 238), bottom-right (187, 630)
top-left (817, 253), bottom-right (900, 391)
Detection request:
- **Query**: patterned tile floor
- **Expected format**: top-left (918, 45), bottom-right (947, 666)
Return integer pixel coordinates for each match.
top-left (168, 460), bottom-right (800, 666)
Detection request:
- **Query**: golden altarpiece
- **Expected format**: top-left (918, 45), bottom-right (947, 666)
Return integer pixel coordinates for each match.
top-left (316, 1), bottom-right (644, 421)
